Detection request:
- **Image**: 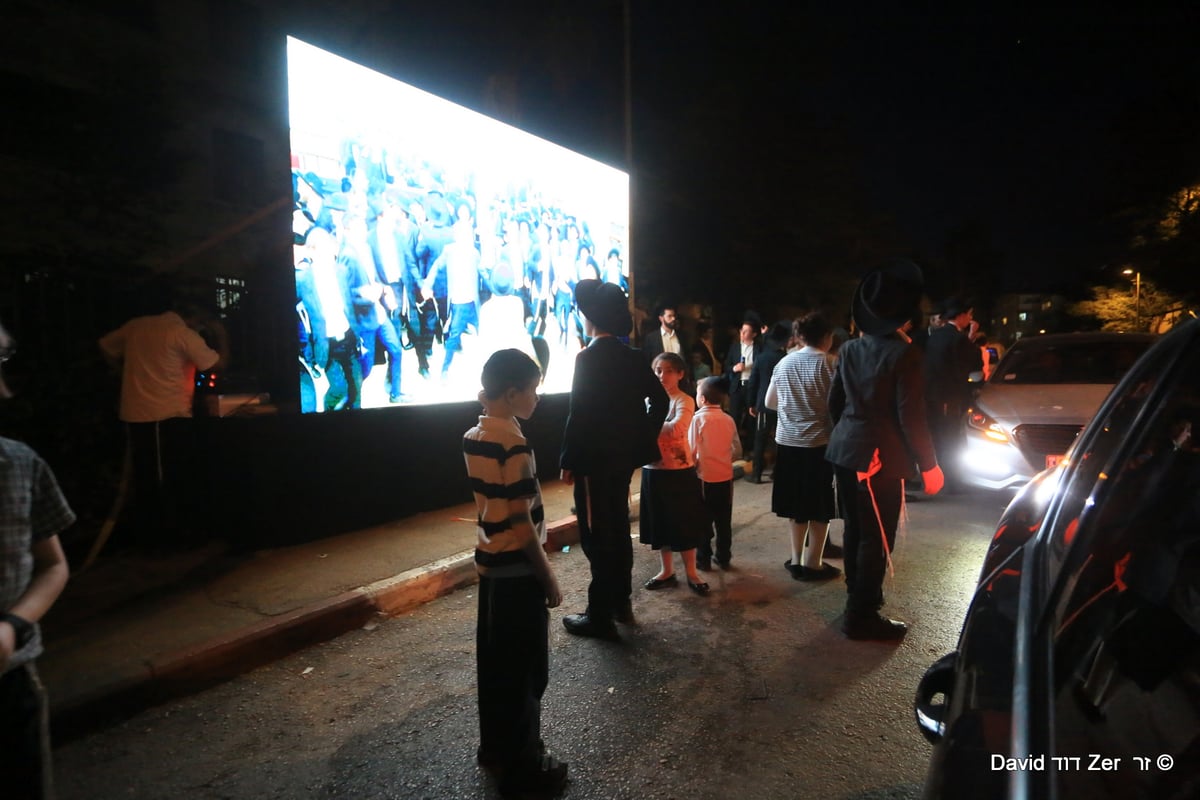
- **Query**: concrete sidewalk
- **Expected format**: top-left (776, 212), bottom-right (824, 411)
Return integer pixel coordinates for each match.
top-left (39, 478), bottom-right (586, 740)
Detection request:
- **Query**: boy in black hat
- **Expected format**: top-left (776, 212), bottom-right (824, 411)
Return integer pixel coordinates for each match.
top-left (826, 260), bottom-right (944, 641)
top-left (560, 280), bottom-right (669, 639)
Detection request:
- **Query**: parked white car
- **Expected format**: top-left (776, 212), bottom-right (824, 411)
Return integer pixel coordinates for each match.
top-left (959, 332), bottom-right (1157, 490)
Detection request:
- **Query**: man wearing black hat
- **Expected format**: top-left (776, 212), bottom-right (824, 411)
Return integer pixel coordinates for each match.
top-left (725, 315), bottom-right (763, 448)
top-left (560, 280), bottom-right (669, 639)
top-left (826, 260), bottom-right (945, 641)
top-left (923, 298), bottom-right (982, 490)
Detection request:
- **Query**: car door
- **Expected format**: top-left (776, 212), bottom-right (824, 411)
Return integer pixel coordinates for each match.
top-left (1010, 320), bottom-right (1200, 800)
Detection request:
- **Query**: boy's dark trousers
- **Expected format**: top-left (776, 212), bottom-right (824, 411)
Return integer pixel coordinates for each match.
top-left (477, 573), bottom-right (548, 769)
top-left (0, 662), bottom-right (52, 800)
top-left (698, 479), bottom-right (734, 563)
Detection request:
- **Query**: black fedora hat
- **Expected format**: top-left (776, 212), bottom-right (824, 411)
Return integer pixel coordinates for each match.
top-left (941, 297), bottom-right (973, 319)
top-left (852, 259), bottom-right (925, 336)
top-left (574, 279), bottom-right (631, 335)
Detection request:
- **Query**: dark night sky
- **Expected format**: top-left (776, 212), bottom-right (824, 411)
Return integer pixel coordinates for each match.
top-left (821, 7), bottom-right (1198, 279)
top-left (283, 3), bottom-right (1198, 315)
top-left (619, 4), bottom-right (1200, 306)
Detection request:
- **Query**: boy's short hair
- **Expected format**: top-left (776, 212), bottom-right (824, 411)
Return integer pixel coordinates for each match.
top-left (798, 312), bottom-right (832, 346)
top-left (481, 349), bottom-right (542, 399)
top-left (651, 351), bottom-right (687, 374)
top-left (697, 375), bottom-right (729, 404)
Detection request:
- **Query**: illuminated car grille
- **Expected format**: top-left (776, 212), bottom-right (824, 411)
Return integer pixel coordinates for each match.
top-left (1013, 424), bottom-right (1083, 467)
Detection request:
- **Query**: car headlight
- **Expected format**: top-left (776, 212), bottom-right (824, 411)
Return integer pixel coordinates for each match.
top-left (966, 407), bottom-right (1009, 443)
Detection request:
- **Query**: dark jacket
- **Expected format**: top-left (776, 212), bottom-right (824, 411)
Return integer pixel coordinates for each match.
top-left (746, 345), bottom-right (785, 412)
top-left (924, 324), bottom-right (983, 410)
top-left (826, 333), bottom-right (937, 480)
top-left (561, 335), bottom-right (670, 475)
top-left (642, 328), bottom-right (690, 365)
top-left (724, 338), bottom-right (762, 395)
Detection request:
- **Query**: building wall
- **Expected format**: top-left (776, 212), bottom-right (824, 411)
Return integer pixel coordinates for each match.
top-left (991, 293), bottom-right (1069, 343)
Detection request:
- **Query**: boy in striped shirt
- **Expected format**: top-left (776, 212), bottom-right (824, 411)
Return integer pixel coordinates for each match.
top-left (463, 349), bottom-right (567, 796)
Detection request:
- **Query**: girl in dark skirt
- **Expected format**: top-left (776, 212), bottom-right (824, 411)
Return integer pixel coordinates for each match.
top-left (640, 353), bottom-right (712, 594)
top-left (765, 313), bottom-right (841, 581)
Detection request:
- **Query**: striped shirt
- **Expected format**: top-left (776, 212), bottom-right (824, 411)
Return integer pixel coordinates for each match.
top-left (765, 346), bottom-right (837, 447)
top-left (1, 437), bottom-right (76, 673)
top-left (463, 416), bottom-right (545, 577)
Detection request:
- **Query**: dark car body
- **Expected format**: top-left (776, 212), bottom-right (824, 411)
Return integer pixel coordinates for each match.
top-left (915, 318), bottom-right (1200, 800)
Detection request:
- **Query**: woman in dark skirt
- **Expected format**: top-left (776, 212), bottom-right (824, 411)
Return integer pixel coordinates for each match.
top-left (640, 353), bottom-right (712, 594)
top-left (765, 313), bottom-right (841, 581)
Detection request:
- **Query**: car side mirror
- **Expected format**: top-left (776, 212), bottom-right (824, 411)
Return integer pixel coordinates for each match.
top-left (914, 652), bottom-right (958, 745)
top-left (967, 370), bottom-right (984, 383)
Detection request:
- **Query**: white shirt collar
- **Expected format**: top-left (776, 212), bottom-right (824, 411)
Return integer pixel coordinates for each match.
top-left (478, 415), bottom-right (523, 436)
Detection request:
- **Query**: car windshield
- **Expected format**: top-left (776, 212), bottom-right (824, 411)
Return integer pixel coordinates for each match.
top-left (992, 339), bottom-right (1152, 385)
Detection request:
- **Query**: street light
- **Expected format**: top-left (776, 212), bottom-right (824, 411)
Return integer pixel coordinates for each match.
top-left (1122, 268), bottom-right (1141, 330)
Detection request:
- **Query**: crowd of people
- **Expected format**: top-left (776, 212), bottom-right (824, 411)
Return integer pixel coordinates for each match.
top-left (1, 251), bottom-right (982, 797)
top-left (463, 261), bottom-right (983, 795)
top-left (292, 140), bottom-right (629, 412)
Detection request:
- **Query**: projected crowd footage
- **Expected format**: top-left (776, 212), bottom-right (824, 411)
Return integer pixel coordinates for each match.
top-left (288, 37), bottom-right (629, 412)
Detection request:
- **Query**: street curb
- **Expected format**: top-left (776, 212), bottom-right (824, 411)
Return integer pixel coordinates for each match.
top-left (365, 514), bottom-right (583, 615)
top-left (50, 491), bottom-right (660, 741)
top-left (51, 516), bottom-right (581, 741)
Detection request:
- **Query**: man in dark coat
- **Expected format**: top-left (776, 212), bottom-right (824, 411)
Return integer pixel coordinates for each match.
top-left (745, 320), bottom-right (790, 483)
top-left (725, 315), bottom-right (763, 447)
top-left (826, 260), bottom-right (944, 641)
top-left (923, 297), bottom-right (982, 489)
top-left (641, 303), bottom-right (689, 364)
top-left (561, 280), bottom-right (670, 639)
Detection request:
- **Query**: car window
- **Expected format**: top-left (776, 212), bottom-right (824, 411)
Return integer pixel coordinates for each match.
top-left (992, 339), bottom-right (1152, 385)
top-left (1042, 333), bottom-right (1200, 798)
top-left (1040, 337), bottom-right (1181, 583)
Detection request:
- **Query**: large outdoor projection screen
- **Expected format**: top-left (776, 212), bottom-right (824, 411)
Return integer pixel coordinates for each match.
top-left (288, 37), bottom-right (630, 412)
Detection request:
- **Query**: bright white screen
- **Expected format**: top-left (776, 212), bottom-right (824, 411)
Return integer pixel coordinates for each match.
top-left (288, 37), bottom-right (629, 412)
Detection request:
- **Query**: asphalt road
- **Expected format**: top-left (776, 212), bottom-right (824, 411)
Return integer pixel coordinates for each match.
top-left (53, 482), bottom-right (1011, 800)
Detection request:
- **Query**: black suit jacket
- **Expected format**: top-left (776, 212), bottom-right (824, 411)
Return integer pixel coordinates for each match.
top-left (725, 339), bottom-right (762, 395)
top-left (642, 328), bottom-right (689, 365)
top-left (561, 336), bottom-right (670, 475)
top-left (826, 333), bottom-right (937, 480)
top-left (746, 346), bottom-right (785, 412)
top-left (924, 324), bottom-right (983, 411)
